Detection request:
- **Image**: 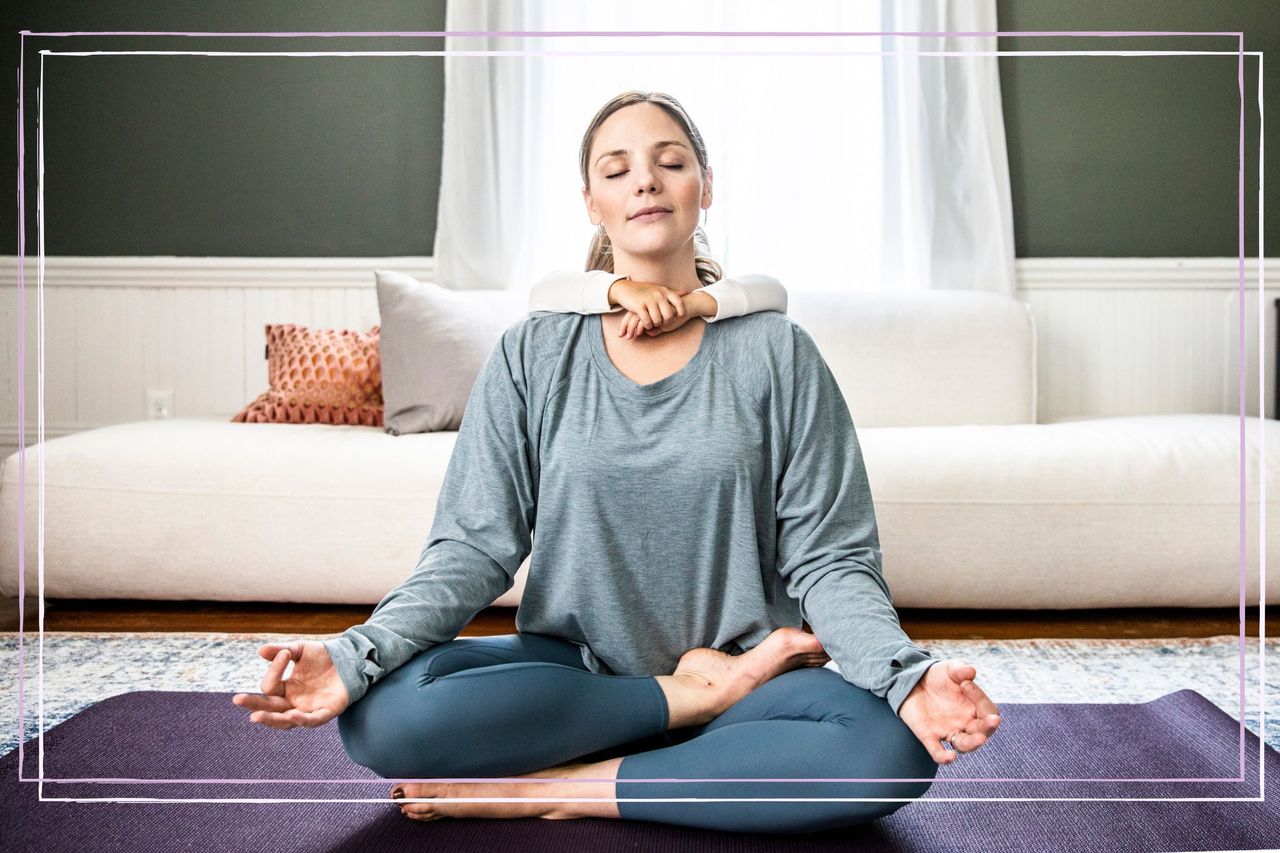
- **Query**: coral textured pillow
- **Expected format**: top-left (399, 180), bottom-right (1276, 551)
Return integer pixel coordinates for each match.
top-left (231, 324), bottom-right (383, 426)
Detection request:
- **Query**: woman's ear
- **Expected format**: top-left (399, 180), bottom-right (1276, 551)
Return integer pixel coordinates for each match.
top-left (702, 166), bottom-right (714, 209)
top-left (582, 187), bottom-right (600, 226)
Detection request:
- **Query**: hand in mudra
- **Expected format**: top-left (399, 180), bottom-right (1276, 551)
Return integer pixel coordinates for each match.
top-left (897, 659), bottom-right (1001, 765)
top-left (232, 641), bottom-right (350, 730)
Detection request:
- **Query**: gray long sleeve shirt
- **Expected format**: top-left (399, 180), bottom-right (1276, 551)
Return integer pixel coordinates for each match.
top-left (324, 309), bottom-right (938, 717)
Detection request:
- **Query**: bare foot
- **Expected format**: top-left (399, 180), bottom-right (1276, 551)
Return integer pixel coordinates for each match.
top-left (392, 758), bottom-right (622, 822)
top-left (657, 627), bottom-right (829, 729)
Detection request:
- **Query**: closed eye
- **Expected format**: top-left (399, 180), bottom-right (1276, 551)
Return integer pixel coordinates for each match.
top-left (605, 165), bottom-right (684, 179)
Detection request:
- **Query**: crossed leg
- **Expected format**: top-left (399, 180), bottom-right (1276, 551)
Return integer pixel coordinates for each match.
top-left (337, 630), bottom-right (934, 833)
top-left (612, 666), bottom-right (940, 833)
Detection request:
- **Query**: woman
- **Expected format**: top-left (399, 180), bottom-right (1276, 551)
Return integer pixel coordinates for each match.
top-left (234, 91), bottom-right (1001, 835)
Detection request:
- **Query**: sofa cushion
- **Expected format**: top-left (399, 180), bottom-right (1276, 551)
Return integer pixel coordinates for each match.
top-left (788, 289), bottom-right (1037, 428)
top-left (372, 279), bottom-right (1033, 432)
top-left (372, 279), bottom-right (1035, 433)
top-left (0, 417), bottom-right (473, 604)
top-left (860, 413), bottom-right (1276, 608)
top-left (1, 414), bottom-right (1274, 610)
top-left (375, 269), bottom-right (527, 435)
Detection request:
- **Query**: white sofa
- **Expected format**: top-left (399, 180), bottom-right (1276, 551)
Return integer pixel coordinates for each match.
top-left (2, 288), bottom-right (1275, 610)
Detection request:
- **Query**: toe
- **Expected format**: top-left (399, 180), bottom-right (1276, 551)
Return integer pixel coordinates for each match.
top-left (402, 806), bottom-right (442, 821)
top-left (401, 798), bottom-right (438, 817)
top-left (395, 783), bottom-right (440, 807)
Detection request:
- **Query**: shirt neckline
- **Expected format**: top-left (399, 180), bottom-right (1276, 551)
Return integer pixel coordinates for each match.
top-left (586, 311), bottom-right (719, 398)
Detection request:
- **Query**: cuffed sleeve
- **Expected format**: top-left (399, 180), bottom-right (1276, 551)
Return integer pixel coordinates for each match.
top-left (703, 274), bottom-right (787, 323)
top-left (528, 269), bottom-right (627, 315)
top-left (323, 634), bottom-right (387, 706)
top-left (773, 323), bottom-right (938, 718)
top-left (884, 643), bottom-right (939, 717)
top-left (700, 279), bottom-right (746, 322)
top-left (326, 328), bottom-right (537, 705)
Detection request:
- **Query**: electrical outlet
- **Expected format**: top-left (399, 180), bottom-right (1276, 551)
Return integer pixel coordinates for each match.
top-left (146, 389), bottom-right (174, 420)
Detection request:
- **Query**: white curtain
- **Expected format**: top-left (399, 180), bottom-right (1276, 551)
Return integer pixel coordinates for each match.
top-left (434, 0), bottom-right (1015, 296)
top-left (880, 0), bottom-right (1017, 292)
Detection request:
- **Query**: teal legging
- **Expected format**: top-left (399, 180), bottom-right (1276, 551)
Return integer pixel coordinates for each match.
top-left (337, 632), bottom-right (939, 834)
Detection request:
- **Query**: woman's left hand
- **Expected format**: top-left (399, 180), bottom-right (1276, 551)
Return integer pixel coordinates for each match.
top-left (897, 659), bottom-right (1001, 765)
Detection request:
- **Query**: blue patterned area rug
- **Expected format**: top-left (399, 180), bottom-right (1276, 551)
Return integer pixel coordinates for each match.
top-left (3, 632), bottom-right (1276, 757)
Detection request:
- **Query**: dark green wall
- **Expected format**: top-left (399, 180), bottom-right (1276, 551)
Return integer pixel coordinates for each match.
top-left (4, 1), bottom-right (448, 256)
top-left (997, 0), bottom-right (1274, 257)
top-left (4, 1), bottom-right (1275, 258)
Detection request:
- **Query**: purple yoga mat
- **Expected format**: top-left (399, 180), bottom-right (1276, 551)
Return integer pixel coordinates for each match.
top-left (3, 689), bottom-right (1278, 852)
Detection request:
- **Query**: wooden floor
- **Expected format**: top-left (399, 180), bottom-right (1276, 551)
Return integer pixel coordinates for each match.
top-left (0, 598), bottom-right (1262, 639)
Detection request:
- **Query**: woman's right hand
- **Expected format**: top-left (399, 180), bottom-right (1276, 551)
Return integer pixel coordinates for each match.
top-left (608, 278), bottom-right (688, 339)
top-left (232, 640), bottom-right (351, 729)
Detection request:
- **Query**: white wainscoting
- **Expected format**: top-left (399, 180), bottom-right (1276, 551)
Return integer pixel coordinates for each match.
top-left (1018, 258), bottom-right (1273, 424)
top-left (0, 256), bottom-right (1272, 462)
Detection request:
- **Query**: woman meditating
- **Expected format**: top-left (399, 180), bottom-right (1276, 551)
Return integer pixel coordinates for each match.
top-left (234, 90), bottom-right (1001, 835)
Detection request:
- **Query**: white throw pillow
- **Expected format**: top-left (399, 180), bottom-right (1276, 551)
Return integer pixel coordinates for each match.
top-left (373, 269), bottom-right (524, 435)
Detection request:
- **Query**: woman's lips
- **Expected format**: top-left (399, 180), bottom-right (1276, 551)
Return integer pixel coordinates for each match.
top-left (632, 210), bottom-right (671, 223)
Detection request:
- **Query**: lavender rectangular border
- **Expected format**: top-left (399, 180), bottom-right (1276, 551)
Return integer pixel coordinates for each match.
top-left (12, 28), bottom-right (1263, 801)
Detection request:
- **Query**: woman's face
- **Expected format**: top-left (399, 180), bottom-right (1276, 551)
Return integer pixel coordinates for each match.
top-left (583, 103), bottom-right (712, 258)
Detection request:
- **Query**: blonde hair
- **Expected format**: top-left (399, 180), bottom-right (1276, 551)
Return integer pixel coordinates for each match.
top-left (579, 91), bottom-right (724, 288)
